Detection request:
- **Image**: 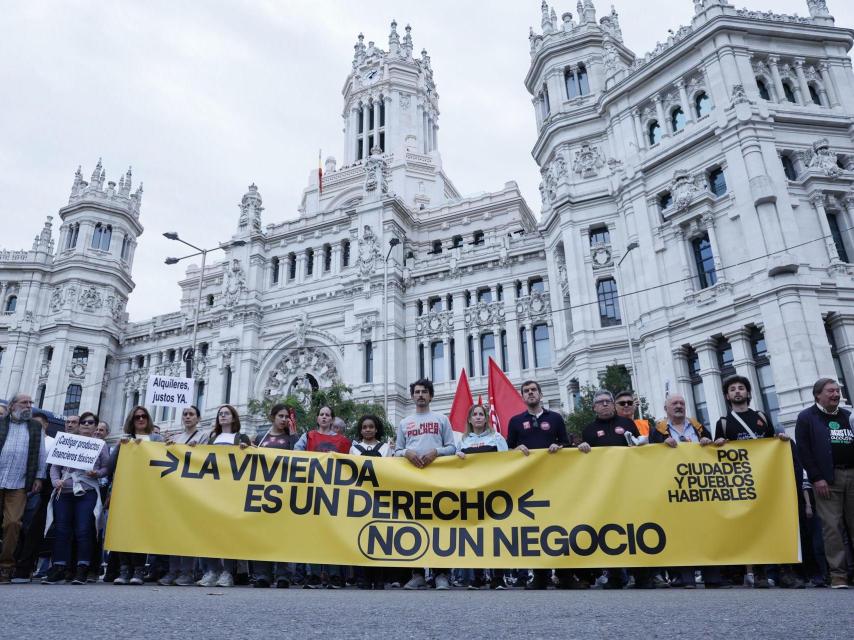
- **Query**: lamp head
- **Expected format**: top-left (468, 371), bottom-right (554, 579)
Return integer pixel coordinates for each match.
top-left (163, 232), bottom-right (179, 241)
top-left (164, 257), bottom-right (180, 265)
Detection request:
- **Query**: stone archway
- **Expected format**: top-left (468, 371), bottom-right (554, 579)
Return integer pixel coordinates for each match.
top-left (261, 346), bottom-right (340, 401)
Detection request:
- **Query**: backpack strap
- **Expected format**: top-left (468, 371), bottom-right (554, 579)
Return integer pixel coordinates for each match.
top-left (354, 444), bottom-right (367, 454)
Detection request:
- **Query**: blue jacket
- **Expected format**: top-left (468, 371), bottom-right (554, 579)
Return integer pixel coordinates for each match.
top-left (795, 404), bottom-right (849, 485)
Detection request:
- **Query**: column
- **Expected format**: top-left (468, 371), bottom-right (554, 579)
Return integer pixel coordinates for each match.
top-left (452, 291), bottom-right (467, 380)
top-left (767, 56), bottom-right (785, 103)
top-left (525, 322), bottom-right (536, 372)
top-left (818, 62), bottom-right (840, 107)
top-left (702, 213), bottom-right (725, 283)
top-left (654, 94), bottom-right (667, 137)
top-left (443, 336), bottom-right (452, 382)
top-left (422, 111), bottom-right (429, 154)
top-left (793, 58), bottom-right (811, 105)
top-left (631, 109), bottom-right (643, 149)
top-left (676, 79), bottom-right (693, 123)
top-left (672, 346), bottom-right (693, 408)
top-left (811, 194), bottom-right (840, 263)
top-left (348, 107), bottom-right (359, 162)
top-left (725, 328), bottom-right (760, 401)
top-left (696, 338), bottom-right (727, 425)
top-left (473, 331), bottom-right (483, 378)
top-left (331, 244), bottom-right (341, 275)
top-left (384, 95), bottom-right (392, 153)
top-left (296, 253), bottom-right (306, 283)
top-left (679, 231), bottom-right (697, 294)
top-left (433, 123), bottom-right (438, 151)
top-left (313, 247), bottom-right (322, 279)
top-left (362, 106), bottom-right (370, 158)
top-left (842, 196), bottom-right (854, 258)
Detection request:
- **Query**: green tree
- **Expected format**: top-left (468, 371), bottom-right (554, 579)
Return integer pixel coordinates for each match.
top-left (248, 382), bottom-right (386, 440)
top-left (564, 363), bottom-right (653, 438)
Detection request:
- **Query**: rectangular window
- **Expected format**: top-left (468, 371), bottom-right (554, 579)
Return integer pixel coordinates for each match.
top-left (306, 249), bottom-right (314, 276)
top-left (826, 321), bottom-right (850, 401)
top-left (431, 341), bottom-right (445, 383)
top-left (271, 257), bottom-right (280, 284)
top-left (224, 366), bottom-right (232, 403)
top-left (450, 338), bottom-right (456, 380)
top-left (529, 278), bottom-right (545, 293)
top-left (365, 340), bottom-right (374, 383)
top-left (288, 254), bottom-right (297, 280)
top-left (196, 381), bottom-right (206, 412)
top-left (357, 139), bottom-right (364, 160)
top-left (520, 327), bottom-right (529, 370)
top-left (418, 344), bottom-right (425, 379)
top-left (342, 241), bottom-right (351, 267)
top-left (692, 233), bottom-right (718, 289)
top-left (708, 168), bottom-right (727, 196)
top-left (716, 338), bottom-right (735, 379)
top-left (467, 335), bottom-right (475, 377)
top-left (72, 347), bottom-right (89, 365)
top-left (323, 245), bottom-right (332, 272)
top-left (477, 289), bottom-right (492, 304)
top-left (480, 333), bottom-right (496, 376)
top-left (533, 324), bottom-right (551, 368)
top-left (64, 384), bottom-right (82, 417)
top-left (827, 212), bottom-right (849, 263)
top-left (597, 278), bottom-right (621, 327)
top-left (429, 298), bottom-right (442, 313)
top-left (589, 228), bottom-right (610, 246)
top-left (500, 330), bottom-right (508, 372)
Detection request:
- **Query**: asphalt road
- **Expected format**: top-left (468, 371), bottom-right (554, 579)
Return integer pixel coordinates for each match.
top-left (3, 583), bottom-right (852, 639)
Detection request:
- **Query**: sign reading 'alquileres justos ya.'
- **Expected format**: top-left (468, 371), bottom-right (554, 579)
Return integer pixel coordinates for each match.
top-left (105, 440), bottom-right (799, 568)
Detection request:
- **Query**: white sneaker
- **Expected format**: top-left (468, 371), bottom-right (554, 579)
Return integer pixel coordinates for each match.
top-left (434, 574), bottom-right (451, 590)
top-left (403, 574), bottom-right (427, 590)
top-left (744, 572), bottom-right (755, 587)
top-left (196, 571), bottom-right (219, 587)
top-left (216, 571), bottom-right (234, 587)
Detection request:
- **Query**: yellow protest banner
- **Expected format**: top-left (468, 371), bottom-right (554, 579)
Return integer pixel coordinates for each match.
top-left (105, 439), bottom-right (799, 568)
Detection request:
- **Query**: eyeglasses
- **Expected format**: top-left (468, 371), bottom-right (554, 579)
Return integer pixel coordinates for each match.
top-left (80, 419), bottom-right (96, 426)
top-left (616, 401), bottom-right (634, 407)
top-left (594, 400), bottom-right (613, 406)
top-left (133, 415), bottom-right (147, 421)
top-left (218, 411), bottom-right (232, 417)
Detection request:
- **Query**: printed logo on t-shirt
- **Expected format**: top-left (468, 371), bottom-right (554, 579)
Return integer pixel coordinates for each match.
top-left (540, 421), bottom-right (551, 431)
top-left (615, 427), bottom-right (625, 435)
top-left (405, 421), bottom-right (441, 438)
top-left (522, 420), bottom-right (532, 430)
top-left (597, 430), bottom-right (605, 437)
top-left (828, 421), bottom-right (854, 446)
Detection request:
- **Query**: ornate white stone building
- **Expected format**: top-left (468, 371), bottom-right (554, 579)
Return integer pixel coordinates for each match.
top-left (2, 0), bottom-right (854, 434)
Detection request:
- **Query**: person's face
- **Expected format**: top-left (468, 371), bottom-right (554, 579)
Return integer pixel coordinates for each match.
top-left (470, 407), bottom-right (488, 431)
top-left (11, 395), bottom-right (34, 421)
top-left (816, 382), bottom-right (841, 411)
top-left (360, 419), bottom-right (377, 441)
top-left (132, 410), bottom-right (149, 433)
top-left (218, 407), bottom-right (234, 431)
top-left (411, 385), bottom-right (432, 407)
top-left (78, 416), bottom-right (96, 437)
top-left (94, 423), bottom-right (109, 440)
top-left (272, 410), bottom-right (290, 431)
top-left (182, 408), bottom-right (199, 429)
top-left (615, 396), bottom-right (635, 419)
top-left (333, 420), bottom-right (346, 435)
top-left (726, 382), bottom-right (750, 405)
top-left (593, 396), bottom-right (615, 419)
top-left (65, 415), bottom-right (79, 434)
top-left (665, 396), bottom-right (687, 421)
top-left (521, 384), bottom-right (541, 408)
top-left (316, 407), bottom-right (333, 429)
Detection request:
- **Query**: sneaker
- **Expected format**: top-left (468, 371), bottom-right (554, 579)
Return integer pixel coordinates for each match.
top-left (524, 576), bottom-right (549, 590)
top-left (130, 568), bottom-right (145, 585)
top-left (403, 574), bottom-right (428, 590)
top-left (71, 565), bottom-right (89, 585)
top-left (10, 568), bottom-right (31, 584)
top-left (434, 574), bottom-right (451, 590)
top-left (328, 575), bottom-right (344, 589)
top-left (234, 572), bottom-right (250, 586)
top-left (754, 577), bottom-right (770, 589)
top-left (276, 578), bottom-right (291, 589)
top-left (809, 578), bottom-right (827, 588)
top-left (0, 572), bottom-right (10, 585)
top-left (41, 565), bottom-right (67, 585)
top-left (830, 577), bottom-right (849, 589)
top-left (744, 572), bottom-right (755, 587)
top-left (196, 571), bottom-right (219, 587)
top-left (652, 574), bottom-right (670, 588)
top-left (389, 581), bottom-right (401, 589)
top-left (216, 571), bottom-right (234, 587)
top-left (113, 568), bottom-right (131, 585)
top-left (303, 574), bottom-right (321, 589)
top-left (253, 578), bottom-right (271, 588)
top-left (175, 573), bottom-right (195, 586)
top-left (158, 573), bottom-right (177, 586)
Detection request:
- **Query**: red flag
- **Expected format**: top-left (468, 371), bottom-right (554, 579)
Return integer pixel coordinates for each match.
top-left (476, 394), bottom-right (483, 406)
top-left (487, 357), bottom-right (526, 436)
top-left (318, 149), bottom-right (323, 195)
top-left (448, 369), bottom-right (473, 433)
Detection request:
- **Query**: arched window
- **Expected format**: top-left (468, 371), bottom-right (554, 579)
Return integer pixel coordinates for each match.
top-left (565, 68), bottom-right (579, 99)
top-left (577, 64), bottom-right (590, 95)
top-left (755, 79), bottom-right (770, 101)
top-left (597, 278), bottom-right (621, 327)
top-left (271, 257), bottom-right (280, 284)
top-left (323, 244), bottom-right (332, 272)
top-left (694, 91), bottom-right (712, 117)
top-left (670, 107), bottom-right (686, 133)
top-left (431, 240), bottom-right (443, 255)
top-left (808, 84), bottom-right (822, 106)
top-left (65, 223), bottom-right (79, 249)
top-left (519, 326), bottom-right (529, 369)
top-left (91, 223), bottom-right (112, 251)
top-left (120, 234), bottom-right (131, 261)
top-left (288, 252), bottom-right (297, 279)
top-left (206, 294), bottom-right (214, 307)
top-left (564, 64), bottom-right (590, 99)
top-left (64, 384), bottom-right (82, 416)
top-left (781, 154), bottom-right (798, 180)
top-left (472, 230), bottom-right (485, 246)
top-left (648, 120), bottom-right (662, 145)
top-left (341, 240), bottom-right (351, 268)
top-left (782, 81), bottom-right (796, 103)
top-left (5, 295), bottom-right (16, 313)
top-left (305, 248), bottom-right (314, 276)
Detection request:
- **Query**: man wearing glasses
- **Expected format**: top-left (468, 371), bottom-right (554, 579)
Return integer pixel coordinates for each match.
top-left (649, 394), bottom-right (713, 447)
top-left (506, 380), bottom-right (571, 589)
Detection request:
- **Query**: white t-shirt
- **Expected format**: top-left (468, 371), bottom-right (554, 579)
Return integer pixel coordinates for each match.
top-left (214, 432), bottom-right (236, 445)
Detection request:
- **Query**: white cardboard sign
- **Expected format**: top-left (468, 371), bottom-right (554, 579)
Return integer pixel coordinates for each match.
top-left (145, 375), bottom-right (194, 408)
top-left (46, 433), bottom-right (105, 471)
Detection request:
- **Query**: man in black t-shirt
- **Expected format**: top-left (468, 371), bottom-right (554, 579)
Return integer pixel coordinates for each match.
top-left (578, 389), bottom-right (641, 450)
top-left (506, 380), bottom-right (573, 590)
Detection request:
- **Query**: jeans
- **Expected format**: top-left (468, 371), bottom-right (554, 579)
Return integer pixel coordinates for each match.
top-left (169, 556), bottom-right (197, 576)
top-left (52, 490), bottom-right (97, 567)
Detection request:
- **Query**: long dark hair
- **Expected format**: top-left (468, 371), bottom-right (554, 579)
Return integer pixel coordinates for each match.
top-left (213, 404), bottom-right (241, 436)
top-left (123, 406), bottom-right (153, 436)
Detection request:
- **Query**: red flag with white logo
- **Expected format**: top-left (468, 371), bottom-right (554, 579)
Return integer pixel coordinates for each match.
top-left (487, 357), bottom-right (525, 436)
top-left (448, 369), bottom-right (473, 433)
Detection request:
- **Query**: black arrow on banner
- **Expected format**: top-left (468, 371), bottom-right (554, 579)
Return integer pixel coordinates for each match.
top-left (517, 489), bottom-right (550, 520)
top-left (149, 450), bottom-right (179, 477)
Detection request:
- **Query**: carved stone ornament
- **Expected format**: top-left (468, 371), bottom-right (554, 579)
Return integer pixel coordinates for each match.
top-left (78, 286), bottom-right (102, 312)
top-left (464, 301), bottom-right (505, 328)
top-left (358, 225), bottom-right (380, 277)
top-left (399, 93), bottom-right (411, 110)
top-left (223, 259), bottom-right (246, 308)
top-left (363, 150), bottom-right (388, 196)
top-left (238, 183), bottom-right (263, 231)
top-left (70, 362), bottom-right (86, 378)
top-left (729, 83), bottom-right (751, 106)
top-left (264, 346), bottom-right (340, 397)
top-left (573, 143), bottom-right (605, 178)
top-left (415, 310), bottom-right (454, 337)
top-left (516, 291), bottom-right (552, 321)
top-left (49, 287), bottom-right (65, 312)
top-left (591, 246), bottom-right (613, 269)
top-left (669, 169), bottom-right (707, 212)
top-left (804, 138), bottom-right (842, 178)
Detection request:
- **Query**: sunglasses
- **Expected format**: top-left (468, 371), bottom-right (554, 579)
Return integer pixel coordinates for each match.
top-left (616, 401), bottom-right (634, 407)
top-left (80, 419), bottom-right (96, 426)
top-left (133, 415), bottom-right (147, 421)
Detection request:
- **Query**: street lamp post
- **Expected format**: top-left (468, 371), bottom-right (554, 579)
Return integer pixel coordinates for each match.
top-left (164, 232), bottom-right (246, 379)
top-left (383, 238), bottom-right (400, 421)
top-left (616, 241), bottom-right (640, 417)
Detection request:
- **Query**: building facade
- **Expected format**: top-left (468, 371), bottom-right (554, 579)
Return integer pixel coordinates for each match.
top-left (1, 0), bottom-right (853, 435)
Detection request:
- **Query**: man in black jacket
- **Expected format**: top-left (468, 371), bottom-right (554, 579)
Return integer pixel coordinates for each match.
top-left (796, 377), bottom-right (854, 589)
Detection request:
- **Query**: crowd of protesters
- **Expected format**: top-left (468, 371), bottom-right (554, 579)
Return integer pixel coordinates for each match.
top-left (0, 373), bottom-right (852, 590)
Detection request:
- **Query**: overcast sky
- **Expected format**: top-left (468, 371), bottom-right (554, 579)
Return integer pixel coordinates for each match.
top-left (2, 0), bottom-right (852, 321)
